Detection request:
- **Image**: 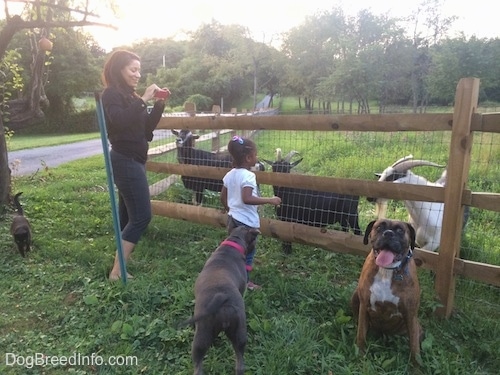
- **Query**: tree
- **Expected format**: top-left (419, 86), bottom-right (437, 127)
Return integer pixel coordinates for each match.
top-left (42, 29), bottom-right (105, 122)
top-left (481, 38), bottom-right (500, 101)
top-left (282, 8), bottom-right (347, 112)
top-left (427, 35), bottom-right (500, 104)
top-left (130, 38), bottom-right (186, 78)
top-left (405, 0), bottom-right (457, 112)
top-left (152, 22), bottom-right (267, 110)
top-left (376, 38), bottom-right (414, 110)
top-left (0, 0), bottom-right (115, 210)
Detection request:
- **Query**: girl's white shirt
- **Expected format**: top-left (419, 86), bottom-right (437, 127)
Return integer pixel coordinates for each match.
top-left (223, 167), bottom-right (260, 228)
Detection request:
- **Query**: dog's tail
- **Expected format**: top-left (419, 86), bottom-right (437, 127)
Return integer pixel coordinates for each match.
top-left (13, 192), bottom-right (24, 216)
top-left (176, 292), bottom-right (231, 329)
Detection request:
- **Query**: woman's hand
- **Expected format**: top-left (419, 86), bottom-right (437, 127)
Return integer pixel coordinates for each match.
top-left (141, 84), bottom-right (159, 102)
top-left (142, 84), bottom-right (170, 103)
top-left (154, 88), bottom-right (171, 101)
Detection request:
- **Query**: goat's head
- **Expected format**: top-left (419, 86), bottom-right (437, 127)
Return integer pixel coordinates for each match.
top-left (367, 155), bottom-right (445, 220)
top-left (262, 148), bottom-right (303, 173)
top-left (374, 154), bottom-right (445, 182)
top-left (435, 169), bottom-right (447, 186)
top-left (378, 154), bottom-right (445, 182)
top-left (171, 129), bottom-right (200, 148)
top-left (251, 161), bottom-right (266, 172)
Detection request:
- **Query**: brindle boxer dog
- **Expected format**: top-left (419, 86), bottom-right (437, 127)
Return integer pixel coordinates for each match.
top-left (10, 192), bottom-right (32, 257)
top-left (351, 219), bottom-right (423, 366)
top-left (181, 226), bottom-right (260, 375)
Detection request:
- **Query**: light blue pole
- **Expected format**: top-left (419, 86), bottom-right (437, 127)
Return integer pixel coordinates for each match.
top-left (94, 91), bottom-right (127, 285)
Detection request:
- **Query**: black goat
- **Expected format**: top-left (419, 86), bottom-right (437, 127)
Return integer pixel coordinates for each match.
top-left (172, 129), bottom-right (233, 205)
top-left (263, 149), bottom-right (362, 254)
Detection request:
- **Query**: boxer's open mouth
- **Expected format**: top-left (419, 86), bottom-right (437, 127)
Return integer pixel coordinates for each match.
top-left (373, 248), bottom-right (405, 267)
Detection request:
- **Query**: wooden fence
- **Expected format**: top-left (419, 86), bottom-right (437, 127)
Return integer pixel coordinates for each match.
top-left (146, 78), bottom-right (500, 318)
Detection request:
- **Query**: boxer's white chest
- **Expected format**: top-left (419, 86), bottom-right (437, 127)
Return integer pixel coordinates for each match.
top-left (369, 268), bottom-right (400, 309)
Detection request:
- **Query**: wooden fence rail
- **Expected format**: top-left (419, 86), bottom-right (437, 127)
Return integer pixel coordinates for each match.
top-left (146, 78), bottom-right (500, 318)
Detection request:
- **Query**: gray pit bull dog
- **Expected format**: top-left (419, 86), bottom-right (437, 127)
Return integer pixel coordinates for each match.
top-left (181, 226), bottom-right (260, 375)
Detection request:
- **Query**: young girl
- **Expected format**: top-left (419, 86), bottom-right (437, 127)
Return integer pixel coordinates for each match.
top-left (221, 135), bottom-right (281, 290)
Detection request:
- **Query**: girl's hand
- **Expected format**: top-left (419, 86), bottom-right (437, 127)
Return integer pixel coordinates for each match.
top-left (270, 196), bottom-right (282, 206)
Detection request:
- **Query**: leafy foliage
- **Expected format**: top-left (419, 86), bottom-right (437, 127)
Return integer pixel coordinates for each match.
top-left (43, 29), bottom-right (105, 117)
top-left (0, 49), bottom-right (24, 123)
top-left (184, 94), bottom-right (213, 112)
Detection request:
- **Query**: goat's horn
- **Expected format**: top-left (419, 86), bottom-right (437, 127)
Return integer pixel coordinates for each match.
top-left (392, 159), bottom-right (446, 172)
top-left (284, 150), bottom-right (300, 162)
top-left (391, 154), bottom-right (413, 168)
top-left (276, 148), bottom-right (282, 161)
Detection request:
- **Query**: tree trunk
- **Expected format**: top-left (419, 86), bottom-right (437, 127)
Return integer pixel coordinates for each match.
top-left (0, 15), bottom-right (23, 58)
top-left (0, 16), bottom-right (24, 210)
top-left (0, 2), bottom-right (112, 208)
top-left (0, 117), bottom-right (11, 211)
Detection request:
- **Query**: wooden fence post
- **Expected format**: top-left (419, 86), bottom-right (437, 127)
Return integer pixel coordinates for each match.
top-left (434, 77), bottom-right (480, 318)
top-left (211, 130), bottom-right (220, 152)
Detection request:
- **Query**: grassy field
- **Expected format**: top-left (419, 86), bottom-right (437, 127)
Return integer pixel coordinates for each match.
top-left (1, 121), bottom-right (499, 374)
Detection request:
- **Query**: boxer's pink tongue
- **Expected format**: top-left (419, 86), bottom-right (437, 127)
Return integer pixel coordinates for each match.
top-left (376, 250), bottom-right (395, 267)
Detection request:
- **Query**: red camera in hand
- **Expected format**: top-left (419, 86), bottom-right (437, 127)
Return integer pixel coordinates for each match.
top-left (154, 89), bottom-right (170, 99)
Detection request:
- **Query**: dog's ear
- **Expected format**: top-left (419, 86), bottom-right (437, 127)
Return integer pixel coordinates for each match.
top-left (363, 220), bottom-right (376, 245)
top-left (244, 229), bottom-right (259, 254)
top-left (244, 228), bottom-right (260, 248)
top-left (406, 223), bottom-right (416, 249)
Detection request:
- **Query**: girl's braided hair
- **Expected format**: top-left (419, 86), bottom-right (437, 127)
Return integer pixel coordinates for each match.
top-left (227, 135), bottom-right (256, 167)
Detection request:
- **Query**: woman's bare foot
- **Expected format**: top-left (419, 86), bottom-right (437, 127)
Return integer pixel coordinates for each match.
top-left (108, 272), bottom-right (134, 281)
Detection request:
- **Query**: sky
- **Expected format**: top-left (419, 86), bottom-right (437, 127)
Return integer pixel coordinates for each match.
top-left (3, 0), bottom-right (499, 51)
top-left (85, 0), bottom-right (498, 51)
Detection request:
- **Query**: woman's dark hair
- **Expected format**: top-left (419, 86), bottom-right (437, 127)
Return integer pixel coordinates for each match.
top-left (102, 50), bottom-right (140, 90)
top-left (228, 135), bottom-right (256, 167)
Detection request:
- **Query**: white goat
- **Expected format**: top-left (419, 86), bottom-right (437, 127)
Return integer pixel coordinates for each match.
top-left (371, 155), bottom-right (447, 251)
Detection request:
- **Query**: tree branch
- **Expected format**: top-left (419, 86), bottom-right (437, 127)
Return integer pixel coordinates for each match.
top-left (0, 15), bottom-right (116, 58)
top-left (8, 0), bottom-right (101, 18)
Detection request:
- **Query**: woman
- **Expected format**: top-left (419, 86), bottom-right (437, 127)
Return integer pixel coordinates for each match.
top-left (101, 50), bottom-right (170, 281)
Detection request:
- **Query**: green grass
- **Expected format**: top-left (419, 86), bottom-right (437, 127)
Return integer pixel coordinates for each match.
top-left (1, 122), bottom-right (499, 374)
top-left (7, 132), bottom-right (100, 151)
top-left (239, 94), bottom-right (499, 115)
top-left (2, 99), bottom-right (499, 374)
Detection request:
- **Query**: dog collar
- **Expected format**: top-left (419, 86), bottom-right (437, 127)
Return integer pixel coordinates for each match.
top-left (220, 240), bottom-right (245, 255)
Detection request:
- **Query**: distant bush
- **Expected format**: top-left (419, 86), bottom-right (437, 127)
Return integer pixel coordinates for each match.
top-left (185, 94), bottom-right (213, 112)
top-left (67, 110), bottom-right (99, 133)
top-left (17, 109), bottom-right (98, 134)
